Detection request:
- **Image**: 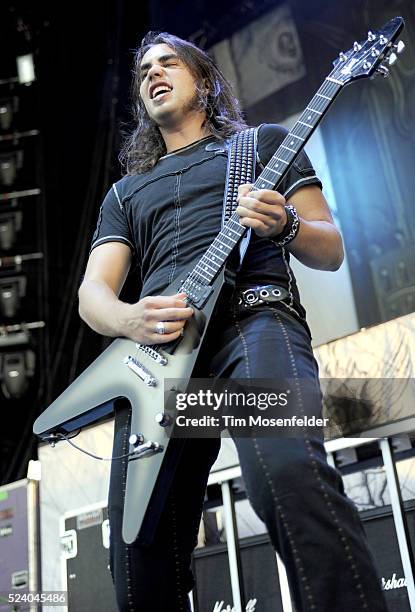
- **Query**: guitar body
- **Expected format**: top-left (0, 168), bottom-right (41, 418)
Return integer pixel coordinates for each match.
top-left (33, 264), bottom-right (227, 543)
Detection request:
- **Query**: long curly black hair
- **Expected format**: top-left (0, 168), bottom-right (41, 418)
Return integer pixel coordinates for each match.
top-left (119, 31), bottom-right (247, 175)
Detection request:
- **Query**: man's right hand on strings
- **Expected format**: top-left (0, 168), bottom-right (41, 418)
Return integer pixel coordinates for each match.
top-left (119, 292), bottom-right (193, 344)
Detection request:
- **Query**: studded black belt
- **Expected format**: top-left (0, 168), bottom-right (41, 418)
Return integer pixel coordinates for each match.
top-left (237, 284), bottom-right (289, 307)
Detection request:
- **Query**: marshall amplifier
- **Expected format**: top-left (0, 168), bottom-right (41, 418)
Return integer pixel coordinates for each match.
top-left (192, 533), bottom-right (284, 612)
top-left (60, 502), bottom-right (118, 611)
top-left (57, 497), bottom-right (415, 611)
top-left (360, 499), bottom-right (415, 612)
top-left (192, 499), bottom-right (415, 612)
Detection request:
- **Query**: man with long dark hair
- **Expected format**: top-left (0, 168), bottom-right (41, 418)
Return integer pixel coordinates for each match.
top-left (78, 32), bottom-right (388, 611)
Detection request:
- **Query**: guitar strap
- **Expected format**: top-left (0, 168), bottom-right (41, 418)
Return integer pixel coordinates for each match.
top-left (221, 127), bottom-right (258, 272)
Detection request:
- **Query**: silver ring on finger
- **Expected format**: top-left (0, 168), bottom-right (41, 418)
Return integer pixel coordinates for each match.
top-left (155, 321), bottom-right (166, 335)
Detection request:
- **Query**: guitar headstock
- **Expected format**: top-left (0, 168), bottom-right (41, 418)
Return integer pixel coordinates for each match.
top-left (331, 16), bottom-right (405, 84)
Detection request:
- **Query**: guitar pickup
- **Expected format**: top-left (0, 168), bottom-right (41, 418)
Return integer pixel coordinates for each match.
top-left (179, 276), bottom-right (214, 308)
top-left (123, 356), bottom-right (157, 386)
top-left (135, 343), bottom-right (168, 365)
top-left (190, 284), bottom-right (214, 308)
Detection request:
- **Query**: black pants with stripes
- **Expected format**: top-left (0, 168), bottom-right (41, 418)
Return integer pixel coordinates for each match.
top-left (107, 303), bottom-right (389, 612)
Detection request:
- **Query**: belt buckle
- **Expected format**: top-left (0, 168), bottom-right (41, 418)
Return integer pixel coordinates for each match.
top-left (242, 287), bottom-right (261, 306)
top-left (238, 285), bottom-right (283, 307)
top-left (237, 288), bottom-right (259, 307)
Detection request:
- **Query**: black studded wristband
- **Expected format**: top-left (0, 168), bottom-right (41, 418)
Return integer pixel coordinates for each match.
top-left (269, 205), bottom-right (300, 247)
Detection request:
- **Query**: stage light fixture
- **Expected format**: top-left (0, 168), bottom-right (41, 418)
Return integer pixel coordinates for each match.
top-left (0, 276), bottom-right (27, 317)
top-left (16, 53), bottom-right (35, 85)
top-left (0, 155), bottom-right (16, 186)
top-left (0, 100), bottom-right (13, 131)
top-left (0, 151), bottom-right (23, 186)
top-left (0, 329), bottom-right (30, 349)
top-left (0, 349), bottom-right (35, 399)
top-left (16, 53), bottom-right (36, 85)
top-left (0, 210), bottom-right (23, 250)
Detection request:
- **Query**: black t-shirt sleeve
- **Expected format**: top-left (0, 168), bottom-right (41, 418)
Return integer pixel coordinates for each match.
top-left (257, 123), bottom-right (322, 199)
top-left (90, 183), bottom-right (134, 254)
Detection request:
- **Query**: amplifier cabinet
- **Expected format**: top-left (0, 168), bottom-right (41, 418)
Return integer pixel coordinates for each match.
top-left (193, 500), bottom-right (415, 612)
top-left (58, 498), bottom-right (415, 611)
top-left (193, 533), bottom-right (284, 612)
top-left (60, 501), bottom-right (118, 611)
top-left (360, 500), bottom-right (415, 612)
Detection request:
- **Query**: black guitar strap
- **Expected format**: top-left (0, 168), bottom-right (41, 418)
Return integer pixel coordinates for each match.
top-left (222, 127), bottom-right (258, 273)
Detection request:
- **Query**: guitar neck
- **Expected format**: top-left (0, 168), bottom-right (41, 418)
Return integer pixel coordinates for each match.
top-left (182, 73), bottom-right (343, 291)
top-left (254, 76), bottom-right (342, 192)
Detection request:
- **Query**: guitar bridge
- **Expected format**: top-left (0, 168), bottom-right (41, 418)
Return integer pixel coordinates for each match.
top-left (123, 356), bottom-right (157, 386)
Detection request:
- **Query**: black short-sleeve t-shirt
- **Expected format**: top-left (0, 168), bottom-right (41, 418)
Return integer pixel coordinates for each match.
top-left (90, 124), bottom-right (322, 323)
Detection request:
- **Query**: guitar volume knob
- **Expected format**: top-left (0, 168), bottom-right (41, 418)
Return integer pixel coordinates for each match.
top-left (155, 412), bottom-right (171, 427)
top-left (129, 433), bottom-right (144, 447)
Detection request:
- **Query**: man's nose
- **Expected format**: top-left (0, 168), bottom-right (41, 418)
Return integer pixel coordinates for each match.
top-left (148, 63), bottom-right (164, 79)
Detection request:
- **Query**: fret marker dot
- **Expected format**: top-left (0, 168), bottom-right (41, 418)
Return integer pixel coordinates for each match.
top-left (290, 141), bottom-right (294, 146)
top-left (307, 115), bottom-right (312, 120)
top-left (261, 183), bottom-right (265, 187)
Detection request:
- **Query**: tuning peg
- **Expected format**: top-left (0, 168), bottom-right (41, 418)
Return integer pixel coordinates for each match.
top-left (376, 65), bottom-right (390, 78)
top-left (394, 40), bottom-right (405, 54)
top-left (388, 52), bottom-right (397, 66)
top-left (367, 31), bottom-right (376, 41)
top-left (353, 41), bottom-right (362, 51)
top-left (339, 51), bottom-right (347, 62)
top-left (379, 35), bottom-right (387, 45)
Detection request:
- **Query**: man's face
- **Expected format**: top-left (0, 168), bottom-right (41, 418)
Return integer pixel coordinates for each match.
top-left (139, 43), bottom-right (201, 127)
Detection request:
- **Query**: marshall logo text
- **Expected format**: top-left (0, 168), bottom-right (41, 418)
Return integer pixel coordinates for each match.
top-left (382, 573), bottom-right (407, 590)
top-left (213, 599), bottom-right (257, 612)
